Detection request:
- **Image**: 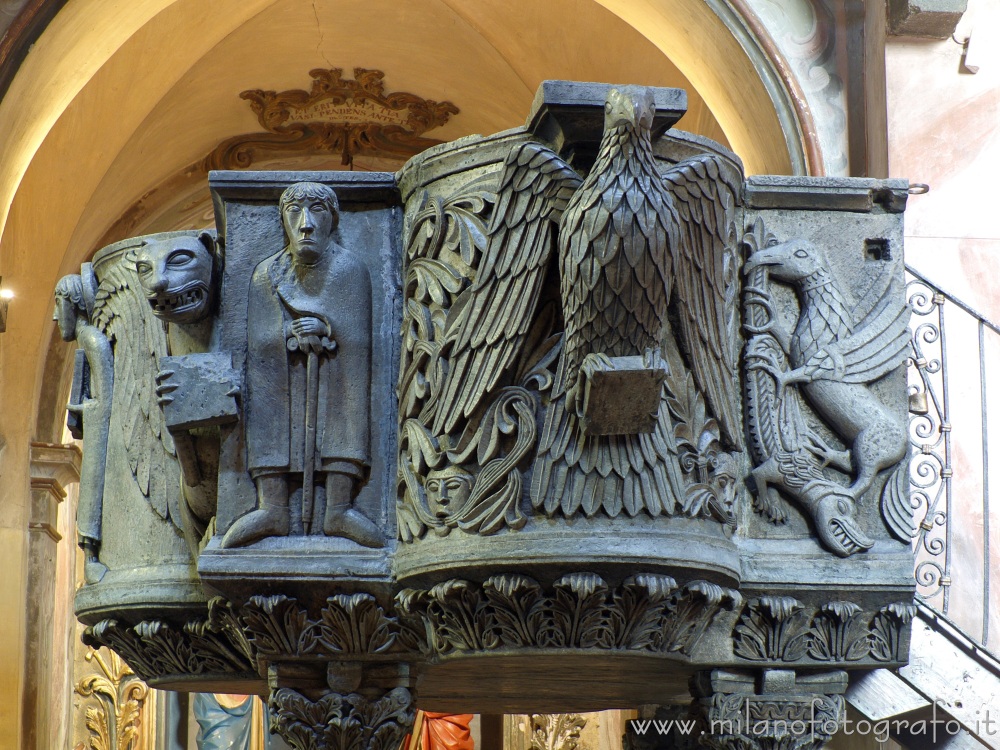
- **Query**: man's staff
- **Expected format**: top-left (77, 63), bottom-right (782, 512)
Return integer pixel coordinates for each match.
top-left (289, 326), bottom-right (336, 534)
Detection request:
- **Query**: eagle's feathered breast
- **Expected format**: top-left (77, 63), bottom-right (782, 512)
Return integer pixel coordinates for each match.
top-left (557, 117), bottom-right (677, 386)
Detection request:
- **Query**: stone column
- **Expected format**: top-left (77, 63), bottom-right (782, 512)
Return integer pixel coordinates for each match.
top-left (691, 670), bottom-right (847, 750)
top-left (23, 442), bottom-right (80, 750)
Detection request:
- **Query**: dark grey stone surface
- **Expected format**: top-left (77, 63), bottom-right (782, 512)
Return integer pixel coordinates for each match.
top-left (62, 81), bottom-right (918, 750)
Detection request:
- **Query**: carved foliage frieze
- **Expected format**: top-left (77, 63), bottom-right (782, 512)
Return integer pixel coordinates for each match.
top-left (238, 593), bottom-right (400, 659)
top-left (82, 614), bottom-right (256, 684)
top-left (397, 174), bottom-right (544, 542)
top-left (733, 597), bottom-right (915, 664)
top-left (396, 573), bottom-right (740, 657)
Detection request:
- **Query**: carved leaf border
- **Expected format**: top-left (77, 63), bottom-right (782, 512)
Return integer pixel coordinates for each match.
top-left (733, 597), bottom-right (916, 664)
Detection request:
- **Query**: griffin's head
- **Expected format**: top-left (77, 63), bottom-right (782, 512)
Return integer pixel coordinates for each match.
top-left (743, 239), bottom-right (826, 283)
top-left (129, 232), bottom-right (216, 324)
top-left (814, 491), bottom-right (875, 557)
top-left (604, 86), bottom-right (655, 132)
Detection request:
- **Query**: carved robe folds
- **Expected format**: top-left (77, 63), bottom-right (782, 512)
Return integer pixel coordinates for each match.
top-left (246, 247), bottom-right (372, 479)
top-left (65, 82), bottom-right (918, 750)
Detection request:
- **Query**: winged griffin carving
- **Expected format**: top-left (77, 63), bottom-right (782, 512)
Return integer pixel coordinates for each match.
top-left (743, 220), bottom-right (910, 556)
top-left (397, 86), bottom-right (743, 540)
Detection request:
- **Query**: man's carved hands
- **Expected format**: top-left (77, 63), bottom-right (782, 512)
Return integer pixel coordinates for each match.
top-left (287, 316), bottom-right (337, 354)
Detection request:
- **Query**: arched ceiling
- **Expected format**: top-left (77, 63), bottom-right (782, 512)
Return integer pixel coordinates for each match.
top-left (0, 0), bottom-right (801, 442)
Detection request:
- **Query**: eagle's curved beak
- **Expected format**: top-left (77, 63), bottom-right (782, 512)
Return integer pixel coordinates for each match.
top-left (743, 241), bottom-right (795, 274)
top-left (606, 86), bottom-right (655, 130)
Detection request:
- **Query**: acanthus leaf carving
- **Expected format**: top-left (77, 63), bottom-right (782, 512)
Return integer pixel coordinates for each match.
top-left (269, 686), bottom-right (415, 750)
top-left (401, 573), bottom-right (737, 657)
top-left (660, 581), bottom-right (742, 655)
top-left (75, 647), bottom-right (150, 750)
top-left (807, 601), bottom-right (869, 662)
top-left (732, 597), bottom-right (811, 662)
top-left (82, 616), bottom-right (256, 683)
top-left (427, 579), bottom-right (500, 652)
top-left (529, 714), bottom-right (587, 750)
top-left (482, 574), bottom-right (546, 648)
top-left (731, 597), bottom-right (915, 665)
top-left (605, 574), bottom-right (678, 650)
top-left (547, 573), bottom-right (611, 648)
top-left (869, 602), bottom-right (915, 662)
top-left (317, 594), bottom-right (397, 655)
top-left (242, 595), bottom-right (319, 657)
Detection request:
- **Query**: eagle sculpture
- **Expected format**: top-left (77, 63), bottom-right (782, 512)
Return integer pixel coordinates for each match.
top-left (415, 85), bottom-right (742, 521)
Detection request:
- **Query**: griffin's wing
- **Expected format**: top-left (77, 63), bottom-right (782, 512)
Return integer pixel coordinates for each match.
top-left (428, 141), bottom-right (582, 435)
top-left (663, 153), bottom-right (743, 449)
top-left (92, 257), bottom-right (181, 526)
top-left (835, 280), bottom-right (911, 383)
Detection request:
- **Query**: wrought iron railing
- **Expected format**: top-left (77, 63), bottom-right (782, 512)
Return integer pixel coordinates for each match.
top-left (905, 264), bottom-right (998, 652)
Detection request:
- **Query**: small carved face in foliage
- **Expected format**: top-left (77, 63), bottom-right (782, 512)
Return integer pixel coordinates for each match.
top-left (280, 182), bottom-right (340, 266)
top-left (132, 233), bottom-right (215, 324)
top-left (424, 466), bottom-right (475, 521)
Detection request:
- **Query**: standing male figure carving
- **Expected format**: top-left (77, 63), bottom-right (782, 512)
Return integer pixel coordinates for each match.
top-left (223, 181), bottom-right (380, 548)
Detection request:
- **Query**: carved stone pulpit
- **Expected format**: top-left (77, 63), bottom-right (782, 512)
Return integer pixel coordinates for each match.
top-left (57, 81), bottom-right (915, 750)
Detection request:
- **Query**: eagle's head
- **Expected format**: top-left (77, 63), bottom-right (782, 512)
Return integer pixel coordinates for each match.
top-left (743, 239), bottom-right (827, 283)
top-left (604, 86), bottom-right (655, 133)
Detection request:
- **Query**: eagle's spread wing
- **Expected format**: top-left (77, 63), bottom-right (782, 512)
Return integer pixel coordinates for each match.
top-left (663, 154), bottom-right (743, 449)
top-left (92, 257), bottom-right (181, 527)
top-left (429, 141), bottom-right (582, 435)
top-left (833, 281), bottom-right (911, 383)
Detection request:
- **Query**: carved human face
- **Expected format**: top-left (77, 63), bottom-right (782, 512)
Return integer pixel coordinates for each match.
top-left (134, 235), bottom-right (214, 324)
top-left (424, 467), bottom-right (474, 520)
top-left (53, 274), bottom-right (84, 341)
top-left (283, 198), bottom-right (335, 265)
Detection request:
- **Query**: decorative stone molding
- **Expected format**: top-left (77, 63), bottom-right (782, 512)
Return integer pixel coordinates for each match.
top-left (733, 597), bottom-right (915, 665)
top-left (238, 593), bottom-right (401, 659)
top-left (82, 614), bottom-right (256, 684)
top-left (28, 441), bottom-right (80, 541)
top-left (397, 573), bottom-right (740, 657)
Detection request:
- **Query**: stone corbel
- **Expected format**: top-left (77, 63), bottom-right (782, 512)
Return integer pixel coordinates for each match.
top-left (28, 441), bottom-right (81, 542)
